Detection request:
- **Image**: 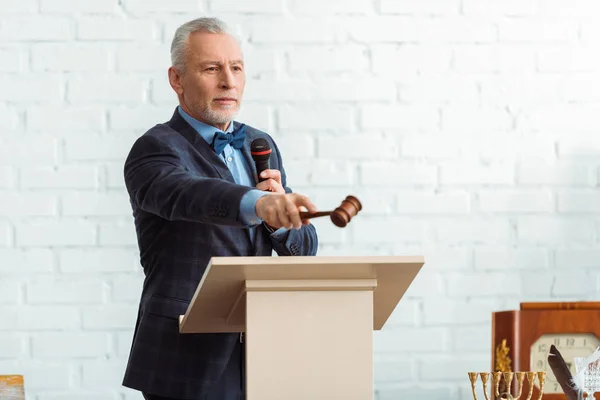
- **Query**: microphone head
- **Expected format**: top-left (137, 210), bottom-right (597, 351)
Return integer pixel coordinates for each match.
top-left (251, 138), bottom-right (271, 161)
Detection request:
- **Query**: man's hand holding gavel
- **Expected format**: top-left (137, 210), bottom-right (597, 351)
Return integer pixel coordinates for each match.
top-left (254, 169), bottom-right (317, 230)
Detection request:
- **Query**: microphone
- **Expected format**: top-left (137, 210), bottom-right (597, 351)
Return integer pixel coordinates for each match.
top-left (250, 138), bottom-right (271, 182)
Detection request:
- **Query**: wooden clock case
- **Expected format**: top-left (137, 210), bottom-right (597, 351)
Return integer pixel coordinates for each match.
top-left (492, 302), bottom-right (600, 400)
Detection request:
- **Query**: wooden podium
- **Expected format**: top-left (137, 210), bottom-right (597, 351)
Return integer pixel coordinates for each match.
top-left (178, 255), bottom-right (424, 400)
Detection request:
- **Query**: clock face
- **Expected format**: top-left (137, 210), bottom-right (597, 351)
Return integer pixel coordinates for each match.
top-left (530, 333), bottom-right (600, 394)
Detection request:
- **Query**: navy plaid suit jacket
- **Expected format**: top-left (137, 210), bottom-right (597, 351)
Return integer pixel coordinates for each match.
top-left (121, 108), bottom-right (318, 399)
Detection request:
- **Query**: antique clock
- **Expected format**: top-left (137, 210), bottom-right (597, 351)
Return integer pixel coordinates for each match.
top-left (492, 302), bottom-right (600, 400)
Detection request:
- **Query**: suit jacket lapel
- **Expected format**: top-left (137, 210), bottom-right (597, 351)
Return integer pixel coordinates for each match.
top-left (166, 108), bottom-right (235, 183)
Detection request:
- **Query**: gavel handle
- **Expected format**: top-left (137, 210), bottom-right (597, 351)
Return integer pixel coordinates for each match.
top-left (299, 211), bottom-right (332, 219)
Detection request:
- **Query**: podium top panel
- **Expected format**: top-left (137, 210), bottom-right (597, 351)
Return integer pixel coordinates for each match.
top-left (179, 255), bottom-right (424, 333)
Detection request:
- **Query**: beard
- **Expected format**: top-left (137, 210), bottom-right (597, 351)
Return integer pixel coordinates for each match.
top-left (193, 99), bottom-right (240, 126)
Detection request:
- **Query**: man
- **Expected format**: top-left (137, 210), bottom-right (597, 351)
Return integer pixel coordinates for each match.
top-left (121, 17), bottom-right (319, 400)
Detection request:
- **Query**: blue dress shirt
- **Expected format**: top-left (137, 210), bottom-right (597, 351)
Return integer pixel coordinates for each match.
top-left (177, 106), bottom-right (287, 239)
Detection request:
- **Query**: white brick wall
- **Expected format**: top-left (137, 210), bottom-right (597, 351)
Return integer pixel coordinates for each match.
top-left (2, 0), bottom-right (600, 399)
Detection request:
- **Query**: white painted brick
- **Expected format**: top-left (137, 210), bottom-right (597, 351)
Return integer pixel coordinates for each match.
top-left (372, 45), bottom-right (452, 75)
top-left (423, 298), bottom-right (505, 325)
top-left (38, 393), bottom-right (119, 400)
top-left (308, 219), bottom-right (348, 245)
top-left (552, 272), bottom-right (596, 296)
top-left (0, 361), bottom-right (73, 390)
top-left (244, 80), bottom-right (314, 102)
top-left (0, 249), bottom-right (53, 274)
top-left (348, 17), bottom-right (418, 42)
top-left (556, 250), bottom-right (600, 269)
top-left (402, 271), bottom-right (446, 297)
top-left (558, 137), bottom-right (600, 157)
top-left (0, 334), bottom-right (25, 358)
top-left (243, 47), bottom-right (279, 74)
top-left (68, 76), bottom-right (146, 103)
top-left (62, 192), bottom-right (131, 217)
top-left (514, 270), bottom-right (553, 297)
top-left (82, 305), bottom-right (137, 330)
top-left (108, 106), bottom-right (174, 132)
top-left (557, 191), bottom-right (600, 213)
top-left (2, 16), bottom-right (74, 41)
top-left (446, 272), bottom-right (520, 297)
top-left (0, 75), bottom-right (63, 102)
top-left (209, 0), bottom-right (282, 13)
top-left (396, 192), bottom-right (470, 214)
top-left (537, 45), bottom-right (600, 72)
top-left (478, 190), bottom-right (554, 213)
top-left (105, 163), bottom-right (125, 189)
top-left (383, 299), bottom-right (419, 327)
top-left (498, 19), bottom-right (578, 42)
top-left (360, 105), bottom-right (440, 132)
top-left (442, 106), bottom-right (513, 133)
top-left (560, 74), bottom-right (600, 102)
top-left (439, 163), bottom-right (514, 185)
top-left (117, 331), bottom-right (134, 357)
top-left (60, 249), bottom-right (136, 273)
top-left (291, 0), bottom-right (373, 14)
top-left (234, 104), bottom-right (272, 133)
top-left (0, 166), bottom-right (15, 189)
top-left (420, 355), bottom-right (488, 380)
top-left (20, 166), bottom-right (99, 190)
top-left (40, 0), bottom-right (118, 13)
top-left (27, 106), bottom-right (105, 133)
top-left (0, 193), bottom-right (57, 217)
top-left (0, 46), bottom-right (26, 72)
top-left (417, 18), bottom-right (496, 43)
top-left (1, 0), bottom-right (37, 13)
top-left (0, 135), bottom-right (54, 168)
top-left (283, 160), bottom-right (354, 186)
top-left (115, 44), bottom-right (170, 72)
top-left (374, 356), bottom-right (414, 383)
top-left (539, 0), bottom-right (600, 17)
top-left (0, 280), bottom-right (22, 304)
top-left (0, 222), bottom-right (10, 247)
top-left (581, 22), bottom-right (600, 43)
top-left (374, 328), bottom-right (447, 353)
top-left (517, 162), bottom-right (596, 186)
top-left (317, 134), bottom-right (396, 159)
top-left (452, 325), bottom-right (491, 351)
top-left (122, 0), bottom-right (201, 14)
top-left (0, 105), bottom-right (20, 132)
top-left (362, 162), bottom-right (437, 186)
top-left (399, 75), bottom-right (478, 103)
top-left (26, 278), bottom-right (105, 304)
top-left (98, 221), bottom-right (138, 246)
top-left (279, 105), bottom-right (354, 131)
top-left (111, 275), bottom-right (143, 303)
top-left (32, 44), bottom-right (110, 72)
top-left (434, 220), bottom-right (512, 244)
top-left (380, 0), bottom-right (459, 14)
top-left (31, 333), bottom-right (110, 358)
top-left (517, 217), bottom-right (595, 245)
top-left (250, 19), bottom-right (341, 43)
top-left (463, 0), bottom-right (538, 15)
top-left (474, 248), bottom-right (549, 270)
top-left (395, 246), bottom-right (470, 271)
top-left (378, 386), bottom-right (457, 400)
top-left (479, 74), bottom-right (562, 106)
top-left (314, 79), bottom-right (396, 102)
top-left (81, 360), bottom-right (128, 389)
top-left (270, 135), bottom-right (315, 160)
top-left (64, 136), bottom-right (134, 162)
top-left (352, 218), bottom-right (427, 244)
top-left (346, 189), bottom-right (396, 216)
top-left (16, 306), bottom-right (81, 330)
top-left (528, 105), bottom-right (600, 132)
top-left (453, 45), bottom-right (535, 73)
top-left (77, 17), bottom-right (157, 41)
top-left (16, 220), bottom-right (96, 247)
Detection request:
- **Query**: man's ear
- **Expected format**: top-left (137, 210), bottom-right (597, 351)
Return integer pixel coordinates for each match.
top-left (168, 67), bottom-right (184, 96)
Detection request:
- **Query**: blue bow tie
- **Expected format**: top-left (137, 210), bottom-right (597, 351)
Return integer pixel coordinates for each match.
top-left (210, 124), bottom-right (246, 154)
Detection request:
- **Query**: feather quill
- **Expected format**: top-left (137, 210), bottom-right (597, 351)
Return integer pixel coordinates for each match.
top-left (547, 344), bottom-right (579, 400)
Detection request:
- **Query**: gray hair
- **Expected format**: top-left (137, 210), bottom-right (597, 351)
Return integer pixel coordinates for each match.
top-left (170, 17), bottom-right (240, 75)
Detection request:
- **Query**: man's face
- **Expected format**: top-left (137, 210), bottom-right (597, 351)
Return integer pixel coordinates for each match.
top-left (170, 31), bottom-right (245, 131)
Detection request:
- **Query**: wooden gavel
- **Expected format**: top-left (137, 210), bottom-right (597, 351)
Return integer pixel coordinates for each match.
top-left (299, 195), bottom-right (362, 227)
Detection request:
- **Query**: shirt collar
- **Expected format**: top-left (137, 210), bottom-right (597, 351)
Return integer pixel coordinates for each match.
top-left (177, 105), bottom-right (235, 145)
